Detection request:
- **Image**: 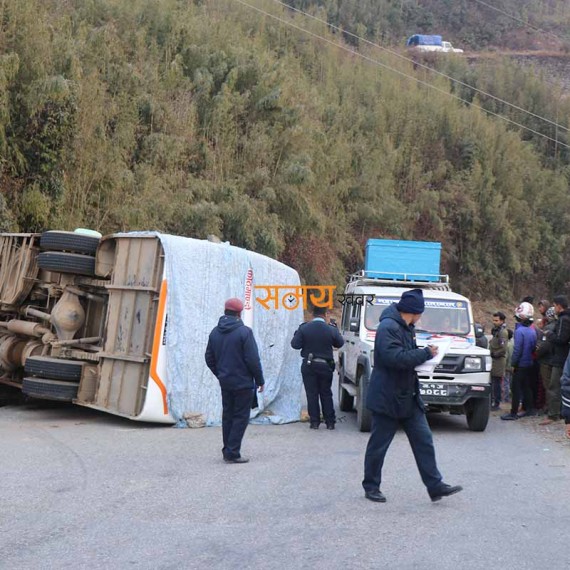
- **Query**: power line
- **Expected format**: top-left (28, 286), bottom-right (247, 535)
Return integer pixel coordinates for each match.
top-left (270, 0), bottom-right (569, 133)
top-left (231, 0), bottom-right (570, 150)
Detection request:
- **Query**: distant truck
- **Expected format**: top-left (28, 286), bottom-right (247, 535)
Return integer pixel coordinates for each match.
top-left (337, 239), bottom-right (491, 433)
top-left (406, 34), bottom-right (464, 53)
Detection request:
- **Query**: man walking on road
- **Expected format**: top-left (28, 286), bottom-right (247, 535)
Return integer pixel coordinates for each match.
top-left (291, 305), bottom-right (344, 429)
top-left (362, 289), bottom-right (463, 503)
top-left (205, 298), bottom-right (265, 464)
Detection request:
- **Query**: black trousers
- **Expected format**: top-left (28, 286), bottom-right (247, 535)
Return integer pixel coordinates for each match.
top-left (510, 366), bottom-right (535, 415)
top-left (491, 375), bottom-right (503, 406)
top-left (221, 388), bottom-right (254, 459)
top-left (362, 406), bottom-right (443, 494)
top-left (301, 361), bottom-right (335, 425)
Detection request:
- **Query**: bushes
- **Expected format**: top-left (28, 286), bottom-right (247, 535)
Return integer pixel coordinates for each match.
top-left (0, 0), bottom-right (567, 299)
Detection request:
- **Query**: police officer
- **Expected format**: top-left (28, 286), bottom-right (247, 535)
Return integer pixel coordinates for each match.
top-left (291, 306), bottom-right (344, 429)
top-left (362, 289), bottom-right (462, 502)
top-left (205, 297), bottom-right (265, 464)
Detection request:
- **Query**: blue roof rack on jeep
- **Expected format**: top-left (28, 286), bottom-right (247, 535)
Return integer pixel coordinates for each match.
top-left (348, 271), bottom-right (451, 291)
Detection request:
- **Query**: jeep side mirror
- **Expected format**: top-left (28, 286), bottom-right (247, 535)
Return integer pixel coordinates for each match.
top-left (474, 324), bottom-right (484, 338)
top-left (349, 318), bottom-right (360, 333)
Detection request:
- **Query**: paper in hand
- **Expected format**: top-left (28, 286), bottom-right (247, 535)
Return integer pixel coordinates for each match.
top-left (415, 337), bottom-right (453, 373)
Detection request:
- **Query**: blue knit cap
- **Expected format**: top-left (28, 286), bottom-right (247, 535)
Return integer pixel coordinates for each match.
top-left (396, 289), bottom-right (425, 314)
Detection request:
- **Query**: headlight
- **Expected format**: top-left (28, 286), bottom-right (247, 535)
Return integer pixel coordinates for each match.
top-left (370, 351), bottom-right (374, 368)
top-left (485, 356), bottom-right (492, 371)
top-left (464, 357), bottom-right (482, 371)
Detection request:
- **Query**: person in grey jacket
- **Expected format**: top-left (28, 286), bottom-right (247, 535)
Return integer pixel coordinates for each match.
top-left (362, 289), bottom-right (462, 503)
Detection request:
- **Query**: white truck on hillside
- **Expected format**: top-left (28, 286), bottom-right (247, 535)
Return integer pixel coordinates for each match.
top-left (406, 34), bottom-right (464, 53)
top-left (337, 239), bottom-right (491, 432)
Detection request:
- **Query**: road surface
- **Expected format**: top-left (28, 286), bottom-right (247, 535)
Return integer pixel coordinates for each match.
top-left (1, 382), bottom-right (569, 569)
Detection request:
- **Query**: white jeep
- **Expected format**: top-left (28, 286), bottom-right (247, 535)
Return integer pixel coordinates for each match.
top-left (337, 274), bottom-right (491, 432)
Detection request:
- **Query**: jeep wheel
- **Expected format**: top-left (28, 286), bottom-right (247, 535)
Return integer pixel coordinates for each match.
top-left (465, 397), bottom-right (490, 432)
top-left (40, 231), bottom-right (100, 256)
top-left (25, 356), bottom-right (84, 382)
top-left (338, 366), bottom-right (354, 412)
top-left (22, 378), bottom-right (79, 402)
top-left (356, 370), bottom-right (372, 432)
top-left (38, 252), bottom-right (96, 276)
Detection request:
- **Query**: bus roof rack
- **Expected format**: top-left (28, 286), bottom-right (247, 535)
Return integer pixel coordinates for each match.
top-left (348, 271), bottom-right (451, 291)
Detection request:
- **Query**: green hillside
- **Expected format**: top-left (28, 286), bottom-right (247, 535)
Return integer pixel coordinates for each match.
top-left (285, 0), bottom-right (570, 49)
top-left (0, 0), bottom-right (568, 299)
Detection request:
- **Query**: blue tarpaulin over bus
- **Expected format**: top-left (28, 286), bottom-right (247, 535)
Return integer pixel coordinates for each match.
top-left (157, 233), bottom-right (304, 428)
top-left (406, 34), bottom-right (443, 46)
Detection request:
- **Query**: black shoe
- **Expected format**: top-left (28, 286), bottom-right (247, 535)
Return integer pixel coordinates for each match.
top-left (429, 484), bottom-right (463, 502)
top-left (517, 410), bottom-right (537, 418)
top-left (501, 413), bottom-right (518, 421)
top-left (310, 423), bottom-right (319, 429)
top-left (223, 457), bottom-right (250, 464)
top-left (326, 423), bottom-right (335, 430)
top-left (365, 490), bottom-right (387, 503)
top-left (491, 404), bottom-right (500, 411)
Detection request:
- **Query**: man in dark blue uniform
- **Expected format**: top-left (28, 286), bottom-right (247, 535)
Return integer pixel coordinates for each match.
top-left (205, 298), bottom-right (265, 464)
top-left (362, 289), bottom-right (462, 502)
top-left (291, 306), bottom-right (344, 429)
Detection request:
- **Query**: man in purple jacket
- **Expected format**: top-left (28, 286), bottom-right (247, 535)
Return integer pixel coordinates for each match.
top-left (501, 302), bottom-right (538, 421)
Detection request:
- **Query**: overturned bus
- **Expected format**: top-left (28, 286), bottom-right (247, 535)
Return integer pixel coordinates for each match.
top-left (0, 231), bottom-right (302, 425)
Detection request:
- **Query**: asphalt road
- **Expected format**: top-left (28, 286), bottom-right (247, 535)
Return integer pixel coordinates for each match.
top-left (1, 381), bottom-right (569, 570)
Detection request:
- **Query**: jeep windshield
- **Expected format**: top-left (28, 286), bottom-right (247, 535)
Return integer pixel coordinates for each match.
top-left (364, 296), bottom-right (471, 335)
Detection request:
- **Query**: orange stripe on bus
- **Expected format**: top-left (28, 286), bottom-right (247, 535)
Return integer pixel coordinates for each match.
top-left (150, 279), bottom-right (169, 415)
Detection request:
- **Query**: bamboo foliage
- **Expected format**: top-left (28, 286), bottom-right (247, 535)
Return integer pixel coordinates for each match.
top-left (0, 0), bottom-right (567, 298)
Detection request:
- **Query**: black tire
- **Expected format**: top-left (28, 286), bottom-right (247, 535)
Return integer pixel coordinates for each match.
top-left (25, 356), bottom-right (83, 382)
top-left (356, 370), bottom-right (372, 432)
top-left (338, 366), bottom-right (354, 412)
top-left (22, 377), bottom-right (79, 402)
top-left (465, 397), bottom-right (490, 432)
top-left (40, 231), bottom-right (100, 256)
top-left (38, 252), bottom-right (95, 276)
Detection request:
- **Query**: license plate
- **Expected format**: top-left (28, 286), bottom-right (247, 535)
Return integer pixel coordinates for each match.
top-left (420, 383), bottom-right (448, 397)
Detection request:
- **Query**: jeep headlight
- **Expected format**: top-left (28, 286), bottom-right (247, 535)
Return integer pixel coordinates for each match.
top-left (485, 356), bottom-right (492, 372)
top-left (464, 357), bottom-right (482, 371)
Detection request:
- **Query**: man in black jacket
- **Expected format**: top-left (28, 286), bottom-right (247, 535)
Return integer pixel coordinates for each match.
top-left (291, 305), bottom-right (344, 429)
top-left (560, 353), bottom-right (570, 439)
top-left (362, 289), bottom-right (462, 503)
top-left (205, 298), bottom-right (265, 464)
top-left (541, 294), bottom-right (570, 424)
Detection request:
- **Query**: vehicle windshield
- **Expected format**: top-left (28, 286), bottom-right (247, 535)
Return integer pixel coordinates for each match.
top-left (364, 296), bottom-right (471, 335)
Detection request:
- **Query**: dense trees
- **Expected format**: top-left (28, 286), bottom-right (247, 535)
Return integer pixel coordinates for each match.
top-left (0, 0), bottom-right (568, 299)
top-left (285, 0), bottom-right (570, 48)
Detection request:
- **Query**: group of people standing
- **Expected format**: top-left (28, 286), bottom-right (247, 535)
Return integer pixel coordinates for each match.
top-left (205, 290), bottom-right (462, 504)
top-left (204, 290), bottom-right (568, 502)
top-left (490, 296), bottom-right (570, 438)
top-left (204, 299), bottom-right (345, 462)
